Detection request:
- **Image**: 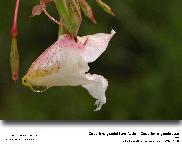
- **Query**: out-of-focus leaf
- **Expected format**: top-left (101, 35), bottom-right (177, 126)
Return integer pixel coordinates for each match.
top-left (95, 0), bottom-right (115, 16)
top-left (79, 0), bottom-right (96, 23)
top-left (54, 0), bottom-right (82, 36)
top-left (10, 37), bottom-right (19, 81)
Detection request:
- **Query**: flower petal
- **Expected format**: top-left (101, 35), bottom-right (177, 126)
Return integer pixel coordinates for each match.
top-left (77, 29), bottom-right (116, 62)
top-left (82, 73), bottom-right (108, 111)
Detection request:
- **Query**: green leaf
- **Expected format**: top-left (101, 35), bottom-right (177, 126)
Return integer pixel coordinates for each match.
top-left (54, 0), bottom-right (82, 36)
top-left (95, 0), bottom-right (115, 16)
top-left (79, 0), bottom-right (96, 23)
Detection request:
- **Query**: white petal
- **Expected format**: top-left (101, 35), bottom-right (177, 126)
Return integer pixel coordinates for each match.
top-left (77, 29), bottom-right (116, 62)
top-left (81, 74), bottom-right (108, 111)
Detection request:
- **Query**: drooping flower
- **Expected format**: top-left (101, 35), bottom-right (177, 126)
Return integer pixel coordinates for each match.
top-left (22, 30), bottom-right (116, 111)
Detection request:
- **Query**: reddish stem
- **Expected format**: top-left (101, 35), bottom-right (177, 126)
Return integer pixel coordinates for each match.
top-left (11, 0), bottom-right (20, 37)
top-left (42, 6), bottom-right (61, 25)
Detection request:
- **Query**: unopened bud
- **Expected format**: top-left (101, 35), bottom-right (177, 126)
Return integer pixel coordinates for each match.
top-left (79, 0), bottom-right (96, 24)
top-left (10, 37), bottom-right (19, 81)
top-left (96, 0), bottom-right (115, 16)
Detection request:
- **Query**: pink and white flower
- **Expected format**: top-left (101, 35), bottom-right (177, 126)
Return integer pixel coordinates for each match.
top-left (22, 30), bottom-right (116, 111)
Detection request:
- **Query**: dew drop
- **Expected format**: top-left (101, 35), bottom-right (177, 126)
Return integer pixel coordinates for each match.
top-left (31, 86), bottom-right (48, 92)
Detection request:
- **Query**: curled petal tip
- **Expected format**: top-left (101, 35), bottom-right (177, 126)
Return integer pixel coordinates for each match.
top-left (111, 29), bottom-right (116, 36)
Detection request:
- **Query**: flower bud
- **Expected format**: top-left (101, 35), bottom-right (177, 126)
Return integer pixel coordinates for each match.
top-left (10, 0), bottom-right (20, 81)
top-left (10, 37), bottom-right (19, 81)
top-left (96, 0), bottom-right (115, 16)
top-left (79, 0), bottom-right (96, 23)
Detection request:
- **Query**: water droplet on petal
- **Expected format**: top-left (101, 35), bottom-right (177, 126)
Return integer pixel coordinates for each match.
top-left (31, 86), bottom-right (48, 93)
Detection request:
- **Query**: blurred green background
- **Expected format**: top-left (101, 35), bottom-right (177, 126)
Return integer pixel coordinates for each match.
top-left (0, 0), bottom-right (182, 120)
